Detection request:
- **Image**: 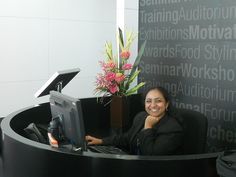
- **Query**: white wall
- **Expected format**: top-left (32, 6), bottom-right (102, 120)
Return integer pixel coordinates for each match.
top-left (0, 0), bottom-right (139, 117)
top-left (124, 0), bottom-right (139, 90)
top-left (0, 0), bottom-right (116, 117)
top-left (124, 0), bottom-right (138, 31)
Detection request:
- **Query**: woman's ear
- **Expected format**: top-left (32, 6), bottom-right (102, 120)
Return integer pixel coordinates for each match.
top-left (166, 102), bottom-right (169, 111)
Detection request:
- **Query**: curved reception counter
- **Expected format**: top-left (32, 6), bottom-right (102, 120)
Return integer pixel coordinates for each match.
top-left (0, 98), bottom-right (220, 177)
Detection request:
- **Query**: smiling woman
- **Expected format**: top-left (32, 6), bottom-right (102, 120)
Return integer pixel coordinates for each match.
top-left (1, 94), bottom-right (218, 177)
top-left (144, 87), bottom-right (170, 129)
top-left (86, 86), bottom-right (184, 155)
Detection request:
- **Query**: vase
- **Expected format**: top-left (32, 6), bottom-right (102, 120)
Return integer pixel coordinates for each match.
top-left (110, 95), bottom-right (130, 133)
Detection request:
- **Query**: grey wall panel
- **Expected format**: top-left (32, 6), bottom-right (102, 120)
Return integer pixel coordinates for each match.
top-left (138, 0), bottom-right (236, 152)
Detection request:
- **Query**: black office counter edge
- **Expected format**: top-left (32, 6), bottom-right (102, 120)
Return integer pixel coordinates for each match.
top-left (0, 103), bottom-right (220, 177)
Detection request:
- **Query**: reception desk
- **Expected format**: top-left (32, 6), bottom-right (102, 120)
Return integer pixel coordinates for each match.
top-left (0, 96), bottom-right (220, 177)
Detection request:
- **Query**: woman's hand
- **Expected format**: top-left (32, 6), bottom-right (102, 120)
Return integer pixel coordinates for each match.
top-left (85, 135), bottom-right (103, 145)
top-left (144, 115), bottom-right (160, 129)
top-left (48, 132), bottom-right (58, 148)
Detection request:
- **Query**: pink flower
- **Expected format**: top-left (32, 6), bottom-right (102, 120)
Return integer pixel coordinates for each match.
top-left (120, 51), bottom-right (130, 60)
top-left (115, 73), bottom-right (125, 83)
top-left (122, 63), bottom-right (132, 70)
top-left (105, 72), bottom-right (116, 81)
top-left (109, 84), bottom-right (119, 94)
top-left (96, 74), bottom-right (107, 88)
top-left (105, 61), bottom-right (116, 69)
top-left (94, 29), bottom-right (146, 96)
top-left (99, 61), bottom-right (116, 71)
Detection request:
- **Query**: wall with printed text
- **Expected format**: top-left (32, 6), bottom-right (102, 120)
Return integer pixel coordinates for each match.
top-left (138, 0), bottom-right (236, 152)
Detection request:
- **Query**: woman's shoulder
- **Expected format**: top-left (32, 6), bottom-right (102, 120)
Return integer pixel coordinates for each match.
top-left (136, 111), bottom-right (148, 117)
top-left (160, 114), bottom-right (183, 132)
top-left (133, 111), bottom-right (148, 123)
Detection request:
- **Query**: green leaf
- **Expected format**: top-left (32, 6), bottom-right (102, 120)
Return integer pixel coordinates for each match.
top-left (125, 82), bottom-right (145, 96)
top-left (129, 40), bottom-right (146, 78)
top-left (96, 29), bottom-right (147, 98)
top-left (125, 70), bottom-right (140, 90)
top-left (105, 42), bottom-right (113, 60)
top-left (125, 31), bottom-right (137, 50)
top-left (125, 40), bottom-right (146, 88)
top-left (118, 28), bottom-right (124, 50)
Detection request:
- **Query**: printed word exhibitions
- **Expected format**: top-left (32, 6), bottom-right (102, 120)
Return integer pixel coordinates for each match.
top-left (140, 24), bottom-right (236, 41)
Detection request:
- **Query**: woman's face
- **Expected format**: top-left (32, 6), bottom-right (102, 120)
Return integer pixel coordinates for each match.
top-left (145, 89), bottom-right (169, 118)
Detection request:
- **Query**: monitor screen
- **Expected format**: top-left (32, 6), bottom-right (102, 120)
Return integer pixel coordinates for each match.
top-left (34, 68), bottom-right (80, 98)
top-left (49, 91), bottom-right (86, 151)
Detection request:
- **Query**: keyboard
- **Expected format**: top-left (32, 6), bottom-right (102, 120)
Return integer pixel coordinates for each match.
top-left (87, 145), bottom-right (128, 155)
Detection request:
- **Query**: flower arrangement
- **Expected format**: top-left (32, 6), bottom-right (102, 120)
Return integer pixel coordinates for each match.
top-left (94, 28), bottom-right (146, 97)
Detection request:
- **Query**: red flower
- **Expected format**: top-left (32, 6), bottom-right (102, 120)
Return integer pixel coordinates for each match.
top-left (100, 61), bottom-right (116, 71)
top-left (115, 73), bottom-right (125, 83)
top-left (104, 61), bottom-right (116, 69)
top-left (105, 72), bottom-right (116, 81)
top-left (120, 51), bottom-right (130, 60)
top-left (94, 28), bottom-right (146, 97)
top-left (122, 63), bottom-right (132, 70)
top-left (109, 84), bottom-right (119, 94)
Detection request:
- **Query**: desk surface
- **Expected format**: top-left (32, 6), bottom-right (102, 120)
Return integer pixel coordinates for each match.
top-left (1, 97), bottom-right (220, 177)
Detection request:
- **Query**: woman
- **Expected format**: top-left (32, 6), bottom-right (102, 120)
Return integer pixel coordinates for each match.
top-left (86, 87), bottom-right (184, 155)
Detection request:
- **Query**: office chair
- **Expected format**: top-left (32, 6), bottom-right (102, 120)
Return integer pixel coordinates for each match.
top-left (176, 108), bottom-right (208, 154)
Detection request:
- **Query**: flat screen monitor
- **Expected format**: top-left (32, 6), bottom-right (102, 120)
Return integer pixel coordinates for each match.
top-left (34, 68), bottom-right (80, 98)
top-left (49, 90), bottom-right (86, 151)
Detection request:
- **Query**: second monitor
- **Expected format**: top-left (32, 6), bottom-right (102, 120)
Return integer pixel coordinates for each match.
top-left (49, 91), bottom-right (86, 151)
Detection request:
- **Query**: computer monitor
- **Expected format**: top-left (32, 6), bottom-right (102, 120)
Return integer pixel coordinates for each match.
top-left (49, 90), bottom-right (86, 151)
top-left (34, 68), bottom-right (80, 98)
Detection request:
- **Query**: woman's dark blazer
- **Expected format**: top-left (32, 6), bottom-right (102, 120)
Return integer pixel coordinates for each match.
top-left (102, 111), bottom-right (184, 155)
